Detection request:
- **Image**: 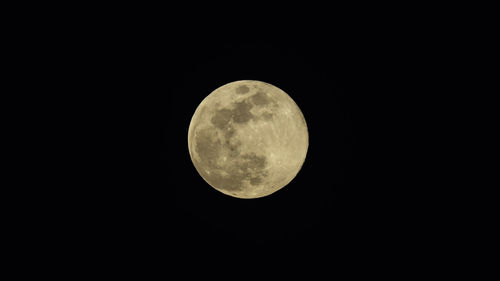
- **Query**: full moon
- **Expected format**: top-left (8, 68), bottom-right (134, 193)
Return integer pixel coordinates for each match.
top-left (188, 80), bottom-right (308, 199)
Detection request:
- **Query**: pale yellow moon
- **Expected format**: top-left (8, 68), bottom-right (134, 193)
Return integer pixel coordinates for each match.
top-left (187, 80), bottom-right (308, 199)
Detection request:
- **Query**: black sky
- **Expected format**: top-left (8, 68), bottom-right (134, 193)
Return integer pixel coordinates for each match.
top-left (33, 8), bottom-right (457, 272)
top-left (163, 36), bottom-right (426, 252)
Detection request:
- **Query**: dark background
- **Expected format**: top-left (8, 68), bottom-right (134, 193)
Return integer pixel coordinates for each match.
top-left (163, 35), bottom-right (430, 255)
top-left (59, 17), bottom-right (444, 264)
top-left (23, 7), bottom-right (465, 273)
top-left (51, 26), bottom-right (440, 265)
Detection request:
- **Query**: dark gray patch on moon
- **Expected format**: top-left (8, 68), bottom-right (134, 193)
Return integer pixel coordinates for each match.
top-left (210, 152), bottom-right (268, 192)
top-left (237, 152), bottom-right (268, 187)
top-left (210, 108), bottom-right (232, 129)
top-left (235, 85), bottom-right (250, 94)
top-left (232, 100), bottom-right (254, 123)
top-left (211, 99), bottom-right (255, 128)
top-left (239, 153), bottom-right (266, 171)
top-left (194, 127), bottom-right (244, 192)
top-left (251, 91), bottom-right (271, 106)
top-left (194, 128), bottom-right (221, 167)
top-left (249, 177), bottom-right (263, 186)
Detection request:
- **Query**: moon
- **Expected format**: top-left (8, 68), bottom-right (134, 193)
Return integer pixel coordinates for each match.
top-left (188, 80), bottom-right (308, 199)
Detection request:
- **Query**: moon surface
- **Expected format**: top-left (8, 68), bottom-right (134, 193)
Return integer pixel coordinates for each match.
top-left (188, 80), bottom-right (308, 199)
